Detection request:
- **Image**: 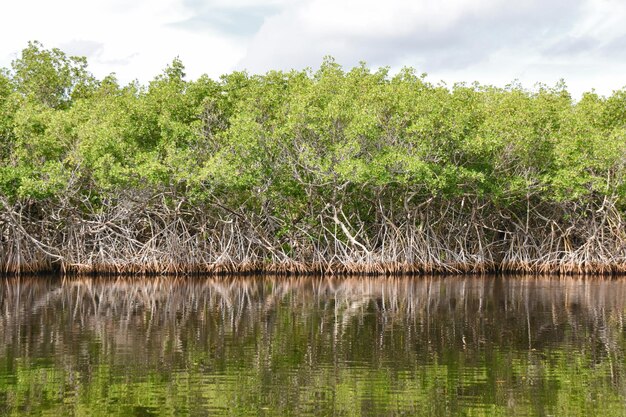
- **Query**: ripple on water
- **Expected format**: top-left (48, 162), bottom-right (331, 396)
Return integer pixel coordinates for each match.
top-left (1, 275), bottom-right (626, 416)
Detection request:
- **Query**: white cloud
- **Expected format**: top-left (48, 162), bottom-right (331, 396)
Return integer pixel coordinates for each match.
top-left (239, 0), bottom-right (626, 97)
top-left (0, 0), bottom-right (245, 83)
top-left (1, 0), bottom-right (626, 97)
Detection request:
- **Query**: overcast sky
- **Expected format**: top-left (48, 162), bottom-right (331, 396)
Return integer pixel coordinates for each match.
top-left (2, 0), bottom-right (626, 97)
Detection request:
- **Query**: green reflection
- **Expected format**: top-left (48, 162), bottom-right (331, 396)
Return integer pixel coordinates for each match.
top-left (1, 276), bottom-right (626, 416)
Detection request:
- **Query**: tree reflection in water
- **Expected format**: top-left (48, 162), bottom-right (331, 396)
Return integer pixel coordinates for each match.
top-left (1, 276), bottom-right (626, 416)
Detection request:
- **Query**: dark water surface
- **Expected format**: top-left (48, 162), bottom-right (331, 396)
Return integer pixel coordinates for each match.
top-left (1, 276), bottom-right (626, 416)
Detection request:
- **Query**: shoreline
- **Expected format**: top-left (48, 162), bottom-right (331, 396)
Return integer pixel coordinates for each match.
top-left (4, 259), bottom-right (626, 277)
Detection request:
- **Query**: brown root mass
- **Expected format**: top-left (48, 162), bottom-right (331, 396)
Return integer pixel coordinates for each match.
top-left (1, 194), bottom-right (625, 276)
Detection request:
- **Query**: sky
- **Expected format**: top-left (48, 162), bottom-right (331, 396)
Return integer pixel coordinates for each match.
top-left (1, 0), bottom-right (626, 97)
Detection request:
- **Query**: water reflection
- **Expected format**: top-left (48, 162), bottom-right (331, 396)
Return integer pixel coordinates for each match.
top-left (1, 276), bottom-right (626, 416)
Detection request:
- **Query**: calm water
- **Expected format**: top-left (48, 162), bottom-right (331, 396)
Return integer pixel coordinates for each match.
top-left (1, 276), bottom-right (626, 416)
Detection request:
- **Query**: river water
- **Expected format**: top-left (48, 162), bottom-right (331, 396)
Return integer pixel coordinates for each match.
top-left (1, 276), bottom-right (625, 416)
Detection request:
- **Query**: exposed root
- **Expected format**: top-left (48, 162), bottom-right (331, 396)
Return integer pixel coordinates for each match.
top-left (1, 193), bottom-right (625, 277)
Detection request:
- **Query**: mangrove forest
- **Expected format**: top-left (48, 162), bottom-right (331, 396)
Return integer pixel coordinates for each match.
top-left (0, 41), bottom-right (625, 275)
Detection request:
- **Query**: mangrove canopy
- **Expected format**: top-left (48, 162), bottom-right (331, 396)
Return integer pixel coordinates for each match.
top-left (0, 42), bottom-right (625, 275)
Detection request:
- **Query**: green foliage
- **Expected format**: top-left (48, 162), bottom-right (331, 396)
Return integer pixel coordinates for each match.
top-left (0, 70), bottom-right (16, 165)
top-left (1, 41), bottom-right (625, 218)
top-left (11, 41), bottom-right (95, 109)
